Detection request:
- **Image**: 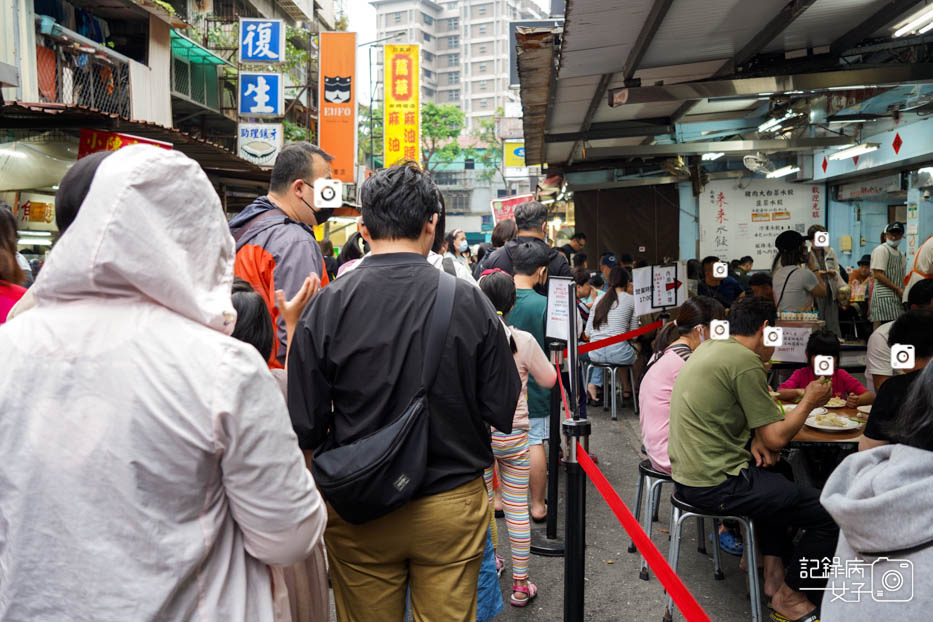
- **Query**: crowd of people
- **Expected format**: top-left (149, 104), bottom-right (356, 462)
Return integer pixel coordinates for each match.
top-left (1, 140), bottom-right (932, 622)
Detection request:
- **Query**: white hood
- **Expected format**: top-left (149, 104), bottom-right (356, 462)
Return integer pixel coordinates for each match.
top-left (32, 144), bottom-right (237, 334)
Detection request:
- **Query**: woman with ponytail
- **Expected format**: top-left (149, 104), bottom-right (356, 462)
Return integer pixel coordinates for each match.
top-left (638, 296), bottom-right (725, 473)
top-left (585, 266), bottom-right (639, 401)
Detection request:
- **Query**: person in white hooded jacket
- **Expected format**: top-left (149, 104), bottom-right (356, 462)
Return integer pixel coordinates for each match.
top-left (820, 362), bottom-right (933, 621)
top-left (0, 145), bottom-right (326, 621)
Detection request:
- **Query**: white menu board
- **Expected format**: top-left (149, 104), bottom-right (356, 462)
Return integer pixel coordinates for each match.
top-left (700, 178), bottom-right (825, 270)
top-left (545, 276), bottom-right (575, 341)
top-left (632, 262), bottom-right (687, 317)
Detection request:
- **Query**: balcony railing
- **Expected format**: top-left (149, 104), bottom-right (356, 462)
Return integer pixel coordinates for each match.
top-left (34, 17), bottom-right (131, 118)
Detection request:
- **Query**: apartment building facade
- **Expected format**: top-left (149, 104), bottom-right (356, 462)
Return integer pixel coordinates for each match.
top-left (371, 0), bottom-right (546, 130)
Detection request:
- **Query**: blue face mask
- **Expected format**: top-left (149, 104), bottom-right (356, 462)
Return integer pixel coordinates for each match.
top-left (457, 240), bottom-right (469, 252)
top-left (887, 238), bottom-right (902, 248)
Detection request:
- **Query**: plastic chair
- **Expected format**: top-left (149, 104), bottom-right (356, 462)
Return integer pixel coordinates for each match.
top-left (663, 494), bottom-right (762, 622)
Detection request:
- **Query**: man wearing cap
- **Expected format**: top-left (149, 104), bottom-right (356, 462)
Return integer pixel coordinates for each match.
top-left (600, 252), bottom-right (618, 282)
top-left (772, 230), bottom-right (827, 314)
top-left (869, 222), bottom-right (907, 329)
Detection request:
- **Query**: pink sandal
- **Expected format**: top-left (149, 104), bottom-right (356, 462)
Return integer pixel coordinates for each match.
top-left (495, 553), bottom-right (505, 578)
top-left (510, 581), bottom-right (538, 607)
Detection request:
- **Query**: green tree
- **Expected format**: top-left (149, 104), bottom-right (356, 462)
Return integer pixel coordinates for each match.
top-left (472, 107), bottom-right (508, 187)
top-left (358, 102), bottom-right (384, 168)
top-left (420, 102), bottom-right (466, 173)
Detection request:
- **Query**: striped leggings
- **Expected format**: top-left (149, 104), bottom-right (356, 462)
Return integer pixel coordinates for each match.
top-left (483, 430), bottom-right (531, 581)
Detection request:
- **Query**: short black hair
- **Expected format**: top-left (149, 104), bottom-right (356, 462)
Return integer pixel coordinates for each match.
top-left (571, 232), bottom-right (586, 241)
top-left (749, 272), bottom-right (772, 287)
top-left (572, 252), bottom-right (587, 267)
top-left (728, 295), bottom-right (777, 336)
top-left (805, 329), bottom-right (841, 360)
top-left (589, 273), bottom-right (605, 289)
top-left (231, 278), bottom-right (275, 362)
top-left (740, 256), bottom-right (754, 265)
top-left (269, 143), bottom-right (334, 193)
top-left (892, 363), bottom-right (933, 451)
top-left (360, 162), bottom-right (441, 241)
top-left (491, 219), bottom-right (517, 247)
top-left (478, 269), bottom-right (516, 315)
top-left (701, 256), bottom-right (719, 273)
top-left (513, 201), bottom-right (547, 231)
top-left (620, 253), bottom-right (635, 264)
top-left (512, 241), bottom-right (550, 275)
top-left (888, 309), bottom-right (933, 359)
top-left (573, 267), bottom-right (590, 287)
top-left (55, 150), bottom-right (113, 233)
top-left (907, 278), bottom-right (933, 308)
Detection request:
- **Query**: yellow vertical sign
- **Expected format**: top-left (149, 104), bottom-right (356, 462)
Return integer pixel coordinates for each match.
top-left (383, 44), bottom-right (420, 167)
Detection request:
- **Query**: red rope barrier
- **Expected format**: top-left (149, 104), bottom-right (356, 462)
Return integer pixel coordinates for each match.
top-left (577, 446), bottom-right (711, 622)
top-left (569, 320), bottom-right (663, 356)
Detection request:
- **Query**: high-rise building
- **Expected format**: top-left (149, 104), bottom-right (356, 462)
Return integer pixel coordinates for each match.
top-left (371, 0), bottom-right (547, 129)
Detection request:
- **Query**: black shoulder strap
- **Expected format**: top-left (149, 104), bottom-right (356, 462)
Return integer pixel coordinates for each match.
top-left (669, 343), bottom-right (693, 362)
top-left (442, 257), bottom-right (458, 276)
top-left (423, 270), bottom-right (456, 388)
top-left (775, 267), bottom-right (799, 309)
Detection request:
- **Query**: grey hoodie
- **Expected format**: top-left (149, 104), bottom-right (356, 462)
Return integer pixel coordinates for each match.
top-left (819, 444), bottom-right (933, 620)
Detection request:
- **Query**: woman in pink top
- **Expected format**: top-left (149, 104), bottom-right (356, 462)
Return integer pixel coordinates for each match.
top-left (478, 270), bottom-right (556, 608)
top-left (0, 208), bottom-right (27, 324)
top-left (777, 329), bottom-right (873, 408)
top-left (638, 296), bottom-right (725, 473)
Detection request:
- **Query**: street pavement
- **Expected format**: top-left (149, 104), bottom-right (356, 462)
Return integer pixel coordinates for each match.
top-left (494, 400), bottom-right (753, 622)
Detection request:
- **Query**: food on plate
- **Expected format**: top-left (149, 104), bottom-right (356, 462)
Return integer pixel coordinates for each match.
top-left (825, 397), bottom-right (846, 408)
top-left (811, 413), bottom-right (847, 428)
top-left (857, 405), bottom-right (872, 415)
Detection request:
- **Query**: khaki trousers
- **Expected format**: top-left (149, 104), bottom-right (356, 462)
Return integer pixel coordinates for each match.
top-left (325, 477), bottom-right (489, 622)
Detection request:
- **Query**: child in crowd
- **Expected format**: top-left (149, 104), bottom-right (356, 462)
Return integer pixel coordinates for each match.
top-left (478, 269), bottom-right (557, 608)
top-left (777, 329), bottom-right (874, 408)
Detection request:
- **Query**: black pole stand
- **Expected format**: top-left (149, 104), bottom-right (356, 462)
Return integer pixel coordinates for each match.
top-left (531, 342), bottom-right (566, 557)
top-left (563, 282), bottom-right (590, 622)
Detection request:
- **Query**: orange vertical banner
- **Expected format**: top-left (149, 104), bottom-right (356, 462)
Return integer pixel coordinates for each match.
top-left (384, 44), bottom-right (420, 168)
top-left (318, 32), bottom-right (357, 183)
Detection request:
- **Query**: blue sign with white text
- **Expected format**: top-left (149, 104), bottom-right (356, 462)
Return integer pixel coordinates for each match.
top-left (238, 18), bottom-right (285, 63)
top-left (239, 72), bottom-right (283, 117)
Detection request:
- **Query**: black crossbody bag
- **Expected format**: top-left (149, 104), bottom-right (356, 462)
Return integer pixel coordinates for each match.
top-left (311, 270), bottom-right (456, 524)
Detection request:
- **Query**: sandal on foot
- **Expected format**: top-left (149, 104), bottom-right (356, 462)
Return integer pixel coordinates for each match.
top-left (769, 607), bottom-right (819, 622)
top-left (510, 582), bottom-right (538, 607)
top-left (708, 531), bottom-right (744, 556)
top-left (495, 553), bottom-right (505, 578)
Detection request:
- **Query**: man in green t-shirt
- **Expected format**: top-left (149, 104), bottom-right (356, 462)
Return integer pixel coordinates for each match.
top-left (507, 241), bottom-right (551, 522)
top-left (669, 296), bottom-right (834, 622)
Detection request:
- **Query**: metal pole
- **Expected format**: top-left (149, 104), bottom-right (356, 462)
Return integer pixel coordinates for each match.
top-left (369, 46), bottom-right (375, 170)
top-left (567, 283), bottom-right (580, 418)
top-left (531, 342), bottom-right (566, 557)
top-left (562, 281), bottom-right (589, 622)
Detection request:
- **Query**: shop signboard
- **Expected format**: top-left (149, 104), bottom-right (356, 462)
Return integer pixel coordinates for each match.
top-left (699, 178), bottom-right (824, 270)
top-left (238, 72), bottom-right (284, 117)
top-left (238, 18), bottom-right (285, 64)
top-left (490, 193), bottom-right (533, 225)
top-left (632, 262), bottom-right (686, 317)
top-left (836, 173), bottom-right (901, 201)
top-left (77, 129), bottom-right (172, 159)
top-left (383, 44), bottom-right (420, 167)
top-left (237, 123), bottom-right (283, 165)
top-left (318, 32), bottom-right (357, 183)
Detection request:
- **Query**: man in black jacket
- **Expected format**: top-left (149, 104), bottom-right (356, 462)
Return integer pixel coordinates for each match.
top-left (288, 162), bottom-right (521, 622)
top-left (475, 200), bottom-right (571, 292)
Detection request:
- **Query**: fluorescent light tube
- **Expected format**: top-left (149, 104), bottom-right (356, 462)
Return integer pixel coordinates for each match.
top-left (767, 165), bottom-right (800, 178)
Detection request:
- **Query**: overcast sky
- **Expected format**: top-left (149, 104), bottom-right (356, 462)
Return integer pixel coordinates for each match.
top-left (346, 0), bottom-right (550, 105)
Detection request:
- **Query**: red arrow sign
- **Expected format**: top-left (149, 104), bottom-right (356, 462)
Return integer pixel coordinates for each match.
top-left (665, 279), bottom-right (682, 291)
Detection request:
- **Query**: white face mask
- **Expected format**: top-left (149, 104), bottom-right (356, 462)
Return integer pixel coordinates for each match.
top-left (887, 238), bottom-right (903, 248)
top-left (457, 240), bottom-right (469, 252)
top-left (697, 326), bottom-right (707, 344)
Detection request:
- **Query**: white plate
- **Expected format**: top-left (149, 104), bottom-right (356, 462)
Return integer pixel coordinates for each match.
top-left (857, 405), bottom-right (872, 415)
top-left (780, 403), bottom-right (797, 414)
top-left (805, 412), bottom-right (862, 431)
top-left (809, 407), bottom-right (828, 416)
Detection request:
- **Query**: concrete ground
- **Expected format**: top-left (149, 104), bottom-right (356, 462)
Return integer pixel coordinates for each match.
top-left (326, 399), bottom-right (758, 622)
top-left (493, 401), bottom-right (755, 622)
